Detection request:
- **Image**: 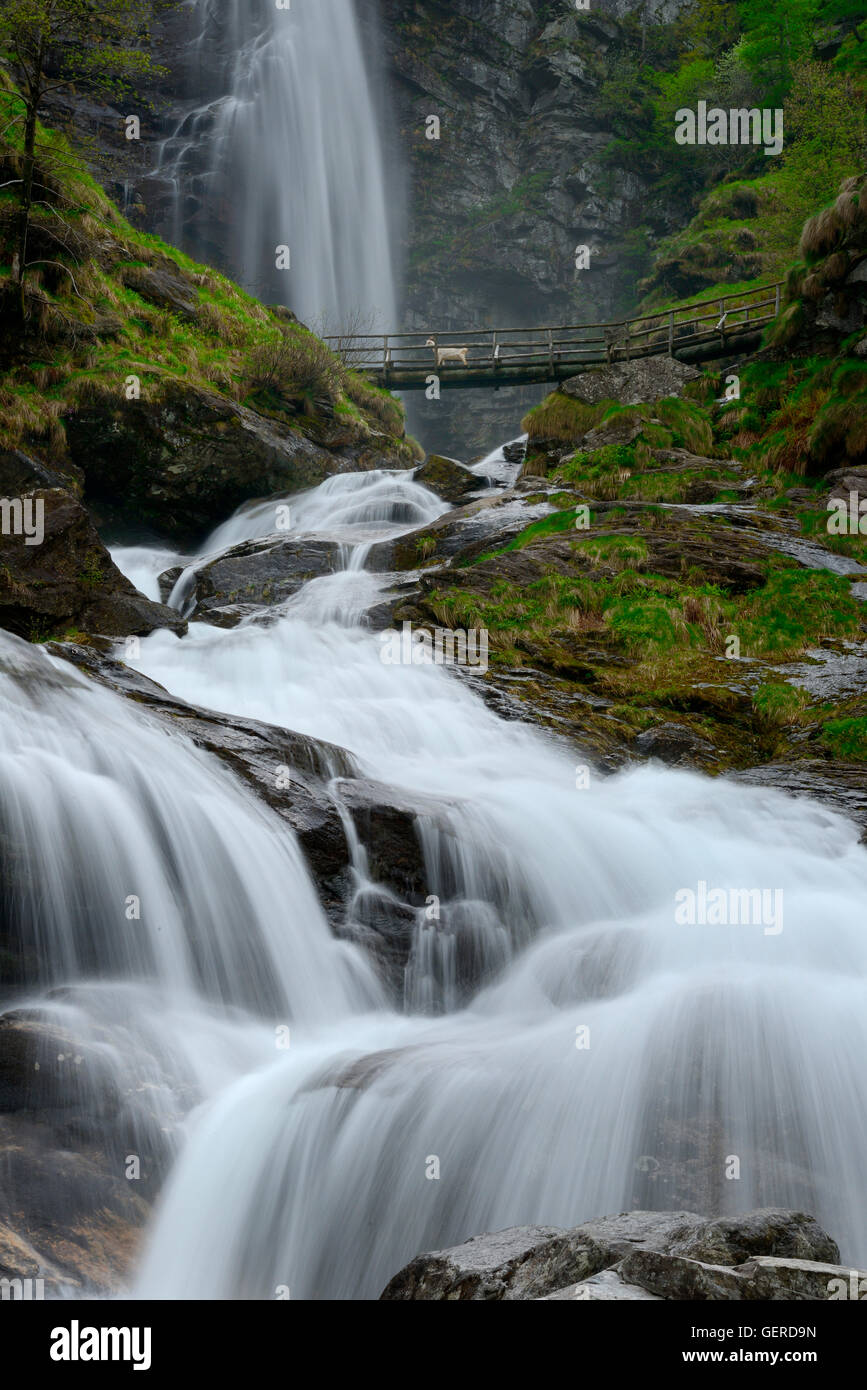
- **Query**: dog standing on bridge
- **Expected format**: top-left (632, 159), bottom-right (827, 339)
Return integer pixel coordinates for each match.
top-left (427, 338), bottom-right (469, 368)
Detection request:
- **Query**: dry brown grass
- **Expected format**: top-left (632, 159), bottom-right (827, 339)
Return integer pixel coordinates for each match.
top-left (522, 393), bottom-right (606, 445)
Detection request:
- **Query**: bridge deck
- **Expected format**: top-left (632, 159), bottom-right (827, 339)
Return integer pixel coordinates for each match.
top-left (325, 283), bottom-right (783, 391)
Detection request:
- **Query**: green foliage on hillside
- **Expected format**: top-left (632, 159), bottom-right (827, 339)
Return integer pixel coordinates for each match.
top-left (0, 80), bottom-right (416, 463)
top-left (594, 0), bottom-right (867, 305)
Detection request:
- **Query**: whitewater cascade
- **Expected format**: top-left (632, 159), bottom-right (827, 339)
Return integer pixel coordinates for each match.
top-left (0, 628), bottom-right (382, 1253)
top-left (72, 460), bottom-right (867, 1300)
top-left (161, 0), bottom-right (398, 330)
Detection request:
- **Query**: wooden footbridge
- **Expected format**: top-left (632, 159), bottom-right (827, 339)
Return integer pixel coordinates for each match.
top-left (326, 283), bottom-right (783, 391)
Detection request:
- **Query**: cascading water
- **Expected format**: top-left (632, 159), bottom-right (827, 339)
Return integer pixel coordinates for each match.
top-left (92, 463), bottom-right (867, 1299)
top-left (160, 0), bottom-right (398, 330)
top-left (0, 630), bottom-right (383, 1271)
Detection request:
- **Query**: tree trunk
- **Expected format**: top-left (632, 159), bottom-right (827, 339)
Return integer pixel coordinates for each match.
top-left (17, 98), bottom-right (39, 290)
top-left (15, 31), bottom-right (45, 334)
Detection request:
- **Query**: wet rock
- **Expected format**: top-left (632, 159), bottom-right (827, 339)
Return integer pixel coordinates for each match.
top-left (0, 487), bottom-right (186, 642)
top-left (381, 1208), bottom-right (842, 1300)
top-left (668, 1208), bottom-right (839, 1267)
top-left (414, 455), bottom-right (480, 503)
top-left (0, 1119), bottom-right (150, 1295)
top-left (0, 446), bottom-right (83, 498)
top-left (65, 381), bottom-right (340, 544)
top-left (192, 602), bottom-right (263, 629)
top-left (502, 440), bottom-right (528, 467)
top-left (0, 1013), bottom-right (122, 1120)
top-left (367, 490), bottom-right (552, 572)
top-left (634, 722), bottom-right (717, 766)
top-left (157, 565), bottom-right (183, 603)
top-left (45, 644), bottom-right (457, 938)
top-left (341, 887), bottom-right (419, 996)
top-left (745, 1256), bottom-right (866, 1300)
top-left (0, 1002), bottom-right (174, 1295)
top-left (365, 576), bottom-right (426, 631)
top-left (380, 1223), bottom-right (581, 1301)
top-left (733, 760), bottom-right (867, 842)
top-left (188, 537), bottom-right (341, 617)
top-left (333, 777), bottom-right (438, 899)
top-left (48, 642), bottom-right (354, 907)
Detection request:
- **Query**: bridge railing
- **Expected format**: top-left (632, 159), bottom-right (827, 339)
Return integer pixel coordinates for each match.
top-left (324, 282), bottom-right (783, 374)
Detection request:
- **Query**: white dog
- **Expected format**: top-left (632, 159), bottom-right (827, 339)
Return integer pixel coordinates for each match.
top-left (426, 338), bottom-right (469, 367)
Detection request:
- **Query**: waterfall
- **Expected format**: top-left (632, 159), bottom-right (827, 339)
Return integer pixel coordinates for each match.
top-left (0, 629), bottom-right (383, 1245)
top-left (94, 466), bottom-right (867, 1299)
top-left (162, 0), bottom-right (398, 330)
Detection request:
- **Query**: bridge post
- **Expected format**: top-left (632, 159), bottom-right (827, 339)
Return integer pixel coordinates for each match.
top-left (547, 328), bottom-right (554, 377)
top-left (667, 310), bottom-right (674, 357)
top-left (775, 284), bottom-right (781, 316)
top-left (383, 334), bottom-right (390, 385)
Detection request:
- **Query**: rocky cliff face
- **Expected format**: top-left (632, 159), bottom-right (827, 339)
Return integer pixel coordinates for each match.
top-left (44, 0), bottom-right (696, 460)
top-left (378, 0), bottom-right (692, 455)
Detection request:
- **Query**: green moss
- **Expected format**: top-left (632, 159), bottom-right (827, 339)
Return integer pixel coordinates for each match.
top-left (819, 717), bottom-right (867, 760)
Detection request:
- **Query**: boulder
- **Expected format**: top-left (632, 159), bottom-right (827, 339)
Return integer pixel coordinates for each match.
top-left (634, 722), bottom-right (717, 767)
top-left (65, 381), bottom-right (340, 543)
top-left (367, 489), bottom-right (553, 572)
top-left (825, 464), bottom-right (867, 508)
top-left (0, 1006), bottom-right (171, 1295)
top-left (187, 536), bottom-right (341, 618)
top-left (332, 777), bottom-right (434, 899)
top-left (380, 1208), bottom-right (841, 1300)
top-left (582, 418), bottom-right (645, 449)
top-left (561, 356), bottom-right (702, 407)
top-left (0, 487), bottom-right (186, 642)
top-left (0, 1013), bottom-right (121, 1120)
top-left (414, 454), bottom-right (479, 503)
top-left (0, 1113), bottom-right (151, 1296)
top-left (0, 446), bottom-right (83, 498)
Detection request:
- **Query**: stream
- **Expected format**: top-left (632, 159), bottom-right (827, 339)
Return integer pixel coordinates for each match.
top-left (53, 458), bottom-right (865, 1299)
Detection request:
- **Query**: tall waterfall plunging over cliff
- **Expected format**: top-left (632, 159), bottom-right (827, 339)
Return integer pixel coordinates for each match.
top-left (164, 0), bottom-right (398, 330)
